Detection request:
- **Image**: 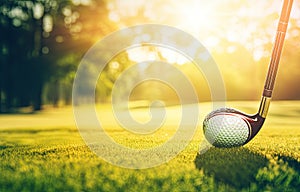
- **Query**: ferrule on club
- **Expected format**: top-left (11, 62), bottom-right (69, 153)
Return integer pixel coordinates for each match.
top-left (258, 96), bottom-right (271, 118)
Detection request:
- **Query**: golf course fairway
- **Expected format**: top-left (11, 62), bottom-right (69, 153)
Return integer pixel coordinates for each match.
top-left (0, 101), bottom-right (299, 191)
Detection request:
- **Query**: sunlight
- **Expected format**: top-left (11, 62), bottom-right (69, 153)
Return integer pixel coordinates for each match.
top-left (103, 0), bottom-right (300, 99)
top-left (127, 46), bottom-right (157, 62)
top-left (174, 1), bottom-right (219, 35)
top-left (106, 0), bottom-right (299, 52)
top-left (127, 46), bottom-right (189, 65)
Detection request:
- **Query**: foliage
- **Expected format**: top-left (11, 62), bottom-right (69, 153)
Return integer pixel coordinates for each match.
top-left (0, 0), bottom-right (114, 112)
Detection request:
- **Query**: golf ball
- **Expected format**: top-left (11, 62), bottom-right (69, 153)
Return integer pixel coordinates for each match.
top-left (203, 109), bottom-right (250, 147)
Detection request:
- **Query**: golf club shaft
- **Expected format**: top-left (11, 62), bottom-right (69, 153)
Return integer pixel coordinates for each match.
top-left (263, 0), bottom-right (293, 97)
top-left (258, 0), bottom-right (293, 117)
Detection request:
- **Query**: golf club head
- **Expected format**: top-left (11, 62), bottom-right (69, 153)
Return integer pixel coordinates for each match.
top-left (203, 108), bottom-right (265, 148)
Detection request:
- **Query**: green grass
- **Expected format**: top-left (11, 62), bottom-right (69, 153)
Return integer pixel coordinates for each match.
top-left (0, 101), bottom-right (300, 191)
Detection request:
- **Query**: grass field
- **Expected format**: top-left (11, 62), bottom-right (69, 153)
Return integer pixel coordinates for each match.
top-left (0, 101), bottom-right (299, 191)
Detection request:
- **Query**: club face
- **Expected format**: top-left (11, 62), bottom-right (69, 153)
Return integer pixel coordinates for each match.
top-left (203, 108), bottom-right (264, 148)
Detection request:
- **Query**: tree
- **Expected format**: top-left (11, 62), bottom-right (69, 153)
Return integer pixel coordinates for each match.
top-left (0, 0), bottom-right (115, 112)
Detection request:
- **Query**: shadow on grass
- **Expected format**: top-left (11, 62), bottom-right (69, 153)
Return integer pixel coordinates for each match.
top-left (0, 128), bottom-right (77, 134)
top-left (194, 147), bottom-right (268, 189)
top-left (0, 107), bottom-right (38, 114)
top-left (0, 145), bottom-right (13, 150)
top-left (277, 155), bottom-right (300, 172)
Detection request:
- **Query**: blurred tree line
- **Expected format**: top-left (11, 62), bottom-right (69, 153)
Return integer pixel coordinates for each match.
top-left (1, 0), bottom-right (299, 113)
top-left (0, 0), bottom-right (115, 112)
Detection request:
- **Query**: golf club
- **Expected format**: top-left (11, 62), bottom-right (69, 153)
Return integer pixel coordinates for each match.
top-left (203, 0), bottom-right (294, 147)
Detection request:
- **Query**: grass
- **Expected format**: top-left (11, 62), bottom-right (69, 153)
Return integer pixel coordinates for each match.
top-left (0, 101), bottom-right (299, 191)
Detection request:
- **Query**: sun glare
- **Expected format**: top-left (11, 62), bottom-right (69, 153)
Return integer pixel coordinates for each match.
top-left (104, 0), bottom-right (300, 94)
top-left (174, 1), bottom-right (218, 35)
top-left (127, 46), bottom-right (189, 65)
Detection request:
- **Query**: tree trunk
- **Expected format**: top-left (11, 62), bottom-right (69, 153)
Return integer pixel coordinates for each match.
top-left (33, 83), bottom-right (43, 111)
top-left (53, 79), bottom-right (60, 107)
